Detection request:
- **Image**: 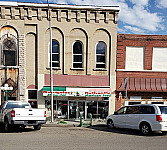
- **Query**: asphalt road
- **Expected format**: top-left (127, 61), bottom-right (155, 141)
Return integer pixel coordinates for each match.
top-left (0, 124), bottom-right (167, 150)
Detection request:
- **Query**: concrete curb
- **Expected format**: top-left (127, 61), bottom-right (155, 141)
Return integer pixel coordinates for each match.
top-left (43, 123), bottom-right (79, 127)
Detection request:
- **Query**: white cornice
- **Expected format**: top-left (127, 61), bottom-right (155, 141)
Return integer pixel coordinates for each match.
top-left (0, 1), bottom-right (119, 11)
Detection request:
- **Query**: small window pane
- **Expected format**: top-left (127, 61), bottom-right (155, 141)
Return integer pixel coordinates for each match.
top-left (74, 55), bottom-right (82, 62)
top-left (52, 54), bottom-right (59, 61)
top-left (28, 90), bottom-right (37, 99)
top-left (3, 50), bottom-right (16, 66)
top-left (73, 63), bottom-right (82, 68)
top-left (52, 62), bottom-right (59, 67)
top-left (96, 42), bottom-right (106, 54)
top-left (97, 55), bottom-right (105, 62)
top-left (73, 42), bottom-right (82, 54)
top-left (52, 41), bottom-right (59, 53)
top-left (96, 64), bottom-right (105, 68)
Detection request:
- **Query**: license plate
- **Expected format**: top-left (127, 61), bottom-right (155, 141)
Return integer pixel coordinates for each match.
top-left (28, 121), bottom-right (36, 124)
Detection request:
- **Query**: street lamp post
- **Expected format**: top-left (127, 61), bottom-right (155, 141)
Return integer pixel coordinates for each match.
top-left (47, 0), bottom-right (54, 123)
top-left (0, 83), bottom-right (13, 102)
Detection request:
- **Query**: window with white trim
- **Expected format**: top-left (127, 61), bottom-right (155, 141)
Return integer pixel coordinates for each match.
top-left (49, 40), bottom-right (60, 68)
top-left (126, 46), bottom-right (145, 70)
top-left (152, 47), bottom-right (167, 71)
top-left (96, 42), bottom-right (106, 69)
top-left (73, 41), bottom-right (83, 68)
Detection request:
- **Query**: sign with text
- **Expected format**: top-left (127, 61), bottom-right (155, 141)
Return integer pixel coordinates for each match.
top-left (43, 87), bottom-right (111, 97)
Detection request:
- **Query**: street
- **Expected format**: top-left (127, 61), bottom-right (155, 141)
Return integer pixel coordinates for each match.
top-left (0, 125), bottom-right (167, 150)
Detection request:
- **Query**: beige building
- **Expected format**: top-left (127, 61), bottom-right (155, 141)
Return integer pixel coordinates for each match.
top-left (0, 1), bottom-right (119, 119)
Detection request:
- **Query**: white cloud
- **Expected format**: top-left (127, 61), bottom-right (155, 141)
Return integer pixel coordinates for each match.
top-left (124, 26), bottom-right (145, 34)
top-left (129, 0), bottom-right (149, 6)
top-left (50, 0), bottom-right (164, 33)
top-left (156, 0), bottom-right (167, 8)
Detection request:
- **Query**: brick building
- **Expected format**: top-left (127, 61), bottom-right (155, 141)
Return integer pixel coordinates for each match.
top-left (0, 1), bottom-right (119, 119)
top-left (116, 34), bottom-right (167, 110)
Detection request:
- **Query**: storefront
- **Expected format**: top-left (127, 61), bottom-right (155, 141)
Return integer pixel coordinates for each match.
top-left (43, 87), bottom-right (111, 119)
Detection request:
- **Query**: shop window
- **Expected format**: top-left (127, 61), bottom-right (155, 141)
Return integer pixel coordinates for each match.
top-left (126, 46), bottom-right (145, 70)
top-left (28, 90), bottom-right (37, 99)
top-left (72, 41), bottom-right (83, 68)
top-left (96, 42), bottom-right (106, 69)
top-left (49, 40), bottom-right (60, 68)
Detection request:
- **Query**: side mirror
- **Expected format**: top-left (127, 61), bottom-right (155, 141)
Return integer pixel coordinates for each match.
top-left (114, 111), bottom-right (118, 115)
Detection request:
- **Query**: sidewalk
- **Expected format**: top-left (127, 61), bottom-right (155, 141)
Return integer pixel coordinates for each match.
top-left (43, 118), bottom-right (106, 127)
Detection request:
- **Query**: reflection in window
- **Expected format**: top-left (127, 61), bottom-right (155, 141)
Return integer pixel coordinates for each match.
top-left (96, 42), bottom-right (106, 68)
top-left (49, 40), bottom-right (60, 68)
top-left (73, 41), bottom-right (83, 68)
top-left (28, 90), bottom-right (37, 99)
top-left (3, 50), bottom-right (16, 66)
top-left (3, 38), bottom-right (17, 66)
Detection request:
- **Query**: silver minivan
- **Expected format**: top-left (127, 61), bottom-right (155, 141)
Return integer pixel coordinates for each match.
top-left (106, 104), bottom-right (167, 135)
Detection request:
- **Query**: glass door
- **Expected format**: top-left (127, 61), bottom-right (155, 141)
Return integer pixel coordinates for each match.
top-left (69, 101), bottom-right (77, 119)
top-left (77, 101), bottom-right (85, 119)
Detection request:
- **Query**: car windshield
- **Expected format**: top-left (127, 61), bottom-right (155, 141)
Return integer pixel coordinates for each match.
top-left (6, 102), bottom-right (30, 109)
top-left (159, 106), bottom-right (167, 114)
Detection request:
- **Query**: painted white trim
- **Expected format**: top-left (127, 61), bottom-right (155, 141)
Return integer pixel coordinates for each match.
top-left (95, 41), bottom-right (107, 69)
top-left (72, 40), bottom-right (84, 69)
top-left (116, 69), bottom-right (167, 72)
top-left (0, 1), bottom-right (119, 10)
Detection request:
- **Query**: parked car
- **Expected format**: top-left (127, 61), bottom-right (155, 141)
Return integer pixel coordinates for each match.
top-left (0, 101), bottom-right (46, 132)
top-left (106, 104), bottom-right (167, 135)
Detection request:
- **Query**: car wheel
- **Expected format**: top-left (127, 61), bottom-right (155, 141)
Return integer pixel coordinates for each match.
top-left (4, 118), bottom-right (10, 132)
top-left (107, 119), bottom-right (114, 129)
top-left (140, 123), bottom-right (152, 135)
top-left (34, 125), bottom-right (41, 130)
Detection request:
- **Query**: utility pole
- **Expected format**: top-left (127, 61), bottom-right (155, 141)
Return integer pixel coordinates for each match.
top-left (47, 0), bottom-right (54, 123)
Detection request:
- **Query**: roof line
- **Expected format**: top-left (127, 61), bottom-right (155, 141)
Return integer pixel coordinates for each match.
top-left (0, 1), bottom-right (119, 11)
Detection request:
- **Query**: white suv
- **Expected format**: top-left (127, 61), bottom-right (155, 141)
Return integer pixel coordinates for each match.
top-left (106, 104), bottom-right (167, 135)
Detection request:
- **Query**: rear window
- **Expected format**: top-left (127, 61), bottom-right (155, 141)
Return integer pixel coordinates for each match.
top-left (159, 106), bottom-right (167, 114)
top-left (6, 103), bottom-right (30, 109)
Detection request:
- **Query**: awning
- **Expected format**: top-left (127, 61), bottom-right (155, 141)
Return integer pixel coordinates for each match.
top-left (117, 78), bottom-right (167, 92)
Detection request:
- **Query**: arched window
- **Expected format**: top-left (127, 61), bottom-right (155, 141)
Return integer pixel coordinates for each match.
top-left (0, 27), bottom-right (18, 66)
top-left (50, 40), bottom-right (60, 67)
top-left (96, 42), bottom-right (106, 68)
top-left (73, 41), bottom-right (83, 68)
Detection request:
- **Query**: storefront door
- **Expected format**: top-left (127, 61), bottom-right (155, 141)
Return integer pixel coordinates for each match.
top-left (69, 101), bottom-right (85, 119)
top-left (69, 101), bottom-right (77, 119)
top-left (77, 101), bottom-right (85, 119)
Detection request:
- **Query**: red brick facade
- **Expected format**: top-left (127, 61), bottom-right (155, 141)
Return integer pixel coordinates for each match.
top-left (116, 34), bottom-right (167, 110)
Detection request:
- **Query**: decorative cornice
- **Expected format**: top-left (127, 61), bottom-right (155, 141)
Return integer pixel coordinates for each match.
top-left (0, 3), bottom-right (119, 24)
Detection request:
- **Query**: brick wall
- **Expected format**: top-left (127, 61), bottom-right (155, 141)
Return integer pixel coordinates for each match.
top-left (116, 34), bottom-right (167, 110)
top-left (117, 34), bottom-right (167, 70)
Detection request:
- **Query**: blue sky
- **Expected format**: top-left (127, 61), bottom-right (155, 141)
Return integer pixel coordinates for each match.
top-left (1, 0), bottom-right (167, 35)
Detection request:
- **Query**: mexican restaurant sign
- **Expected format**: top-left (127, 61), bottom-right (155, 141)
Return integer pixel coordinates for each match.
top-left (43, 87), bottom-right (111, 97)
